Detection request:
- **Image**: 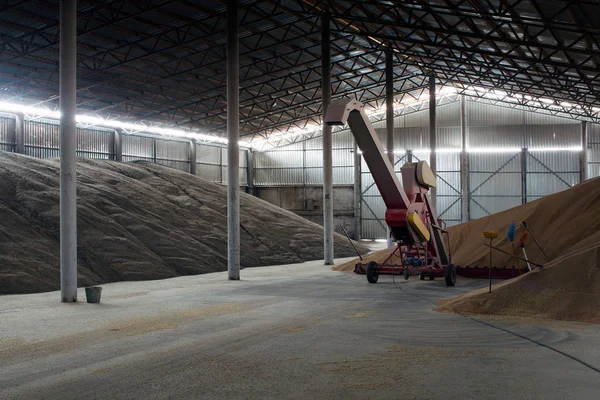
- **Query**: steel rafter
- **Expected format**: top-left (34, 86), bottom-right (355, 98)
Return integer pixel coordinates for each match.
top-left (0, 0), bottom-right (599, 144)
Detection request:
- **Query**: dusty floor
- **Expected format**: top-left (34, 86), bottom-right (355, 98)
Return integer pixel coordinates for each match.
top-left (1, 258), bottom-right (599, 399)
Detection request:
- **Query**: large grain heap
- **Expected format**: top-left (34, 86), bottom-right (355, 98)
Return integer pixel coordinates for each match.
top-left (0, 152), bottom-right (367, 294)
top-left (336, 177), bottom-right (600, 323)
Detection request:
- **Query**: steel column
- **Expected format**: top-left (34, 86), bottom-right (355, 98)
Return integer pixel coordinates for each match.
top-left (59, 0), bottom-right (78, 302)
top-left (406, 149), bottom-right (413, 163)
top-left (227, 0), bottom-right (240, 280)
top-left (247, 149), bottom-right (255, 195)
top-left (521, 148), bottom-right (528, 204)
top-left (429, 75), bottom-right (437, 211)
top-left (322, 11), bottom-right (334, 265)
top-left (385, 48), bottom-right (394, 248)
top-left (152, 138), bottom-right (157, 163)
top-left (386, 48), bottom-right (394, 164)
top-left (15, 113), bottom-right (24, 154)
top-left (353, 140), bottom-right (361, 240)
top-left (459, 95), bottom-right (470, 222)
top-left (114, 129), bottom-right (122, 162)
top-left (580, 121), bottom-right (588, 183)
top-left (189, 139), bottom-right (197, 175)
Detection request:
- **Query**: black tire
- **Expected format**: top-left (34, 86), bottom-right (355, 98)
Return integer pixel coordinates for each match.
top-left (428, 275), bottom-right (435, 281)
top-left (444, 263), bottom-right (456, 287)
top-left (419, 273), bottom-right (425, 281)
top-left (403, 266), bottom-right (410, 280)
top-left (366, 261), bottom-right (379, 284)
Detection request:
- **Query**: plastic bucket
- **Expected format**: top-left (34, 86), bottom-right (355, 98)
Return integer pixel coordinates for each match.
top-left (85, 286), bottom-right (102, 303)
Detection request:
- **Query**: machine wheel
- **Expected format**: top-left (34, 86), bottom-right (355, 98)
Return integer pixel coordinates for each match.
top-left (419, 273), bottom-right (425, 281)
top-left (428, 275), bottom-right (435, 281)
top-left (444, 264), bottom-right (457, 287)
top-left (403, 266), bottom-right (410, 280)
top-left (366, 261), bottom-right (379, 284)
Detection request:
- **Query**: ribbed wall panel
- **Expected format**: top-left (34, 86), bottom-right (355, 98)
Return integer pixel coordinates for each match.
top-left (467, 101), bottom-right (525, 126)
top-left (304, 150), bottom-right (322, 168)
top-left (469, 152), bottom-right (521, 172)
top-left (77, 128), bottom-right (113, 159)
top-left (589, 163), bottom-right (600, 178)
top-left (526, 151), bottom-right (579, 172)
top-left (155, 159), bottom-right (190, 173)
top-left (156, 138), bottom-right (188, 162)
top-left (255, 168), bottom-right (304, 186)
top-left (221, 167), bottom-right (248, 184)
top-left (436, 153), bottom-right (461, 171)
top-left (332, 130), bottom-right (354, 148)
top-left (0, 118), bottom-right (244, 183)
top-left (197, 164), bottom-right (222, 182)
top-left (435, 101), bottom-right (460, 127)
top-left (525, 111), bottom-right (580, 125)
top-left (404, 109), bottom-right (429, 127)
top-left (221, 148), bottom-right (248, 167)
top-left (526, 124), bottom-right (581, 147)
top-left (437, 126), bottom-right (461, 148)
top-left (468, 125), bottom-right (526, 147)
top-left (527, 173), bottom-right (578, 197)
top-left (24, 121), bottom-right (59, 158)
top-left (123, 135), bottom-right (154, 158)
top-left (0, 117), bottom-right (15, 151)
top-left (196, 144), bottom-right (221, 164)
top-left (590, 123), bottom-right (600, 143)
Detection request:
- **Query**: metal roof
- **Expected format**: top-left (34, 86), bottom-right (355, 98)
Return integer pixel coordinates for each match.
top-left (0, 0), bottom-right (599, 144)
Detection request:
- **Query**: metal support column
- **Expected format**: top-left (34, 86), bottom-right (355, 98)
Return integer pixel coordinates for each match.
top-left (385, 48), bottom-right (394, 248)
top-left (189, 139), bottom-right (197, 175)
top-left (406, 149), bottom-right (413, 163)
top-left (322, 11), bottom-right (334, 265)
top-left (227, 0), bottom-right (240, 280)
top-left (581, 121), bottom-right (588, 183)
top-left (59, 0), bottom-right (78, 302)
top-left (15, 113), bottom-right (24, 154)
top-left (247, 149), bottom-right (255, 195)
top-left (385, 48), bottom-right (394, 164)
top-left (521, 148), bottom-right (528, 204)
top-left (459, 95), bottom-right (470, 222)
top-left (114, 129), bottom-right (122, 162)
top-left (429, 75), bottom-right (437, 211)
top-left (353, 140), bottom-right (361, 240)
top-left (152, 138), bottom-right (157, 164)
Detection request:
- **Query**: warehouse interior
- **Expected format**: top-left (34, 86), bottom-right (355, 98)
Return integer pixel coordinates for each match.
top-left (1, 1), bottom-right (600, 399)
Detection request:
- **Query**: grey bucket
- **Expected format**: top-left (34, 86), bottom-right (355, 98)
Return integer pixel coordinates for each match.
top-left (85, 286), bottom-right (102, 303)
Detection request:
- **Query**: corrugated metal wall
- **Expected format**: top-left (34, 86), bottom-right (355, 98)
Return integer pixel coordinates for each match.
top-left (77, 128), bottom-right (114, 159)
top-left (590, 124), bottom-right (600, 178)
top-left (0, 116), bottom-right (247, 185)
top-left (0, 117), bottom-right (15, 152)
top-left (469, 152), bottom-right (522, 219)
top-left (254, 131), bottom-right (354, 186)
top-left (526, 151), bottom-right (579, 200)
top-left (195, 144), bottom-right (247, 185)
top-left (254, 98), bottom-right (595, 239)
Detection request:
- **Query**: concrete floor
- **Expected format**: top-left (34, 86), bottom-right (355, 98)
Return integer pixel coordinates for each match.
top-left (1, 258), bottom-right (599, 400)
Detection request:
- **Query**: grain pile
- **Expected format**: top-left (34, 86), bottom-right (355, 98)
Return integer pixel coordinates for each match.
top-left (336, 176), bottom-right (600, 273)
top-left (334, 177), bottom-right (600, 323)
top-left (0, 152), bottom-right (367, 294)
top-left (436, 243), bottom-right (600, 323)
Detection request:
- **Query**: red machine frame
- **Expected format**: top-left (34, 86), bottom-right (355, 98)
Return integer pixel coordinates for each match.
top-left (326, 99), bottom-right (457, 286)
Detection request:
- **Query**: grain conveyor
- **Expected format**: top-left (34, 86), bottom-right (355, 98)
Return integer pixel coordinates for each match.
top-left (325, 99), bottom-right (456, 286)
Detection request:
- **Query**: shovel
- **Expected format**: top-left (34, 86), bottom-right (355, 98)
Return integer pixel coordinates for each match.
top-left (519, 232), bottom-right (532, 271)
top-left (506, 222), bottom-right (521, 271)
